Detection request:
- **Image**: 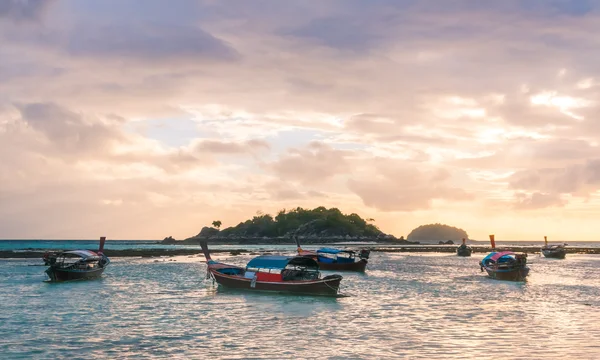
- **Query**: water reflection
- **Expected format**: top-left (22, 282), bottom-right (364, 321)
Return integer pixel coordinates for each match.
top-left (1, 253), bottom-right (599, 358)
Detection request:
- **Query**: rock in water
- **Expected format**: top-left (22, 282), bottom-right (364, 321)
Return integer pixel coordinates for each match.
top-left (161, 236), bottom-right (176, 244)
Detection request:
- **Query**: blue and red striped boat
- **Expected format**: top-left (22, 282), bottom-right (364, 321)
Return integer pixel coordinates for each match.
top-left (200, 242), bottom-right (343, 296)
top-left (479, 235), bottom-right (529, 281)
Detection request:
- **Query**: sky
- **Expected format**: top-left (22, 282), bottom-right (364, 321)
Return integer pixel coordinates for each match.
top-left (1, 0), bottom-right (600, 240)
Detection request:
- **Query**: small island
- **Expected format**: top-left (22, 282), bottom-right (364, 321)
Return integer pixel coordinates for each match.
top-left (406, 223), bottom-right (469, 243)
top-left (4, 214), bottom-right (600, 258)
top-left (163, 206), bottom-right (417, 245)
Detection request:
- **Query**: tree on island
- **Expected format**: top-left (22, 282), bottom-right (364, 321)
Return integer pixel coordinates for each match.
top-left (406, 223), bottom-right (469, 241)
top-left (212, 220), bottom-right (222, 229)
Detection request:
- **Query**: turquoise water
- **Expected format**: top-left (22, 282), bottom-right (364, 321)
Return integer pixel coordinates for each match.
top-left (1, 240), bottom-right (599, 252)
top-left (1, 251), bottom-right (599, 359)
top-left (0, 240), bottom-right (179, 251)
top-left (0, 240), bottom-right (347, 254)
top-left (2, 239), bottom-right (599, 253)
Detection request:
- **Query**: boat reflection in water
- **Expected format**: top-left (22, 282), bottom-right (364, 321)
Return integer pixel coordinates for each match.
top-left (44, 237), bottom-right (110, 282)
top-left (200, 241), bottom-right (343, 297)
top-left (479, 235), bottom-right (530, 281)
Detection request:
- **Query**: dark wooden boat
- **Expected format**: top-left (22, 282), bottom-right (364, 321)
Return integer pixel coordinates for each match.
top-left (294, 236), bottom-right (369, 272)
top-left (200, 242), bottom-right (343, 296)
top-left (456, 238), bottom-right (472, 257)
top-left (44, 237), bottom-right (110, 282)
top-left (541, 236), bottom-right (566, 259)
top-left (479, 235), bottom-right (529, 281)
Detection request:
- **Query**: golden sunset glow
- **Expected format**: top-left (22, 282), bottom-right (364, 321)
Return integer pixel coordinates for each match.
top-left (1, 0), bottom-right (600, 240)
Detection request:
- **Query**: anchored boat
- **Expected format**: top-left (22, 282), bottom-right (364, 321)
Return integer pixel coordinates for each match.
top-left (541, 236), bottom-right (566, 259)
top-left (479, 235), bottom-right (529, 281)
top-left (294, 236), bottom-right (369, 272)
top-left (456, 238), bottom-right (472, 257)
top-left (44, 237), bottom-right (110, 282)
top-left (200, 242), bottom-right (343, 296)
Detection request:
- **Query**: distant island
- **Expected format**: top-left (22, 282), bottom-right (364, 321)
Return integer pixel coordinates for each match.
top-left (162, 206), bottom-right (418, 245)
top-left (406, 223), bottom-right (469, 242)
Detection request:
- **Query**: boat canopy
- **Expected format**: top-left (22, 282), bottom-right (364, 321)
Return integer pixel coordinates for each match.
top-left (63, 250), bottom-right (100, 260)
top-left (482, 251), bottom-right (515, 263)
top-left (490, 251), bottom-right (515, 261)
top-left (317, 248), bottom-right (353, 255)
top-left (246, 255), bottom-right (318, 270)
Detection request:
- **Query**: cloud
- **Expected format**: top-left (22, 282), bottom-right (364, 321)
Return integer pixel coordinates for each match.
top-left (1, 102), bottom-right (270, 193)
top-left (2, 0), bottom-right (600, 239)
top-left (66, 23), bottom-right (239, 62)
top-left (451, 138), bottom-right (600, 172)
top-left (193, 139), bottom-right (270, 154)
top-left (347, 159), bottom-right (474, 211)
top-left (16, 102), bottom-right (126, 155)
top-left (268, 142), bottom-right (351, 185)
top-left (512, 192), bottom-right (567, 210)
top-left (280, 16), bottom-right (385, 52)
top-left (508, 159), bottom-right (600, 197)
top-left (0, 0), bottom-right (55, 22)
top-left (259, 179), bottom-right (329, 201)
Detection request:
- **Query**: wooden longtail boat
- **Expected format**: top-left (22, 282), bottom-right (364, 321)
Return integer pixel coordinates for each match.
top-left (456, 238), bottom-right (472, 257)
top-left (479, 235), bottom-right (530, 281)
top-left (541, 236), bottom-right (566, 259)
top-left (200, 242), bottom-right (343, 296)
top-left (44, 237), bottom-right (110, 282)
top-left (294, 236), bottom-right (368, 272)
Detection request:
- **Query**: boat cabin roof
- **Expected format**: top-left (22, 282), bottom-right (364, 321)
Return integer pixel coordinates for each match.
top-left (61, 250), bottom-right (101, 260)
top-left (489, 251), bottom-right (514, 261)
top-left (483, 251), bottom-right (519, 263)
top-left (246, 255), bottom-right (318, 270)
top-left (317, 248), bottom-right (354, 255)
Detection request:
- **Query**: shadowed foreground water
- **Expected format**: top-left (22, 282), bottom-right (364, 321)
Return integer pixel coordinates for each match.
top-left (1, 253), bottom-right (599, 359)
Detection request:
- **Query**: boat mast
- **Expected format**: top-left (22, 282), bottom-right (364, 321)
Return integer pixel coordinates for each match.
top-left (98, 236), bottom-right (106, 254)
top-left (293, 235), bottom-right (302, 252)
top-left (199, 241), bottom-right (212, 262)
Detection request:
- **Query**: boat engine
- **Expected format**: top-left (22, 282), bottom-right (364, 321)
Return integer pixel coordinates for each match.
top-left (42, 252), bottom-right (56, 265)
top-left (358, 249), bottom-right (370, 260)
top-left (515, 253), bottom-right (527, 265)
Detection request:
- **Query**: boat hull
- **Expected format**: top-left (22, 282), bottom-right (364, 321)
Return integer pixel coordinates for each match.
top-left (541, 248), bottom-right (566, 259)
top-left (45, 267), bottom-right (106, 282)
top-left (483, 266), bottom-right (529, 281)
top-left (456, 247), bottom-right (472, 257)
top-left (209, 270), bottom-right (342, 296)
top-left (317, 259), bottom-right (367, 272)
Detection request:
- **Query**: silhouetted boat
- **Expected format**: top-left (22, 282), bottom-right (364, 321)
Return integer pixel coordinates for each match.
top-left (479, 235), bottom-right (529, 281)
top-left (200, 242), bottom-right (343, 296)
top-left (44, 237), bottom-right (110, 282)
top-left (541, 236), bottom-right (566, 259)
top-left (294, 236), bottom-right (368, 272)
top-left (456, 238), bottom-right (472, 257)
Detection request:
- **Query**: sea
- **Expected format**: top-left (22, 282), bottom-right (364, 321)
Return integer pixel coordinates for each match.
top-left (1, 240), bottom-right (599, 359)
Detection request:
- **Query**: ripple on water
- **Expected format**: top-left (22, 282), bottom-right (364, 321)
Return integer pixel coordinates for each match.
top-left (1, 253), bottom-right (600, 359)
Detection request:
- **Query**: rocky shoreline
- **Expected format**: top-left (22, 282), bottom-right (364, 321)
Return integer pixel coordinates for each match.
top-left (371, 245), bottom-right (600, 254)
top-left (1, 244), bottom-right (599, 259)
top-left (163, 234), bottom-right (414, 246)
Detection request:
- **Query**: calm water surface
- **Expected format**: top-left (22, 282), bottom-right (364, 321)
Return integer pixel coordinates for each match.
top-left (1, 252), bottom-right (599, 359)
top-left (2, 240), bottom-right (599, 252)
